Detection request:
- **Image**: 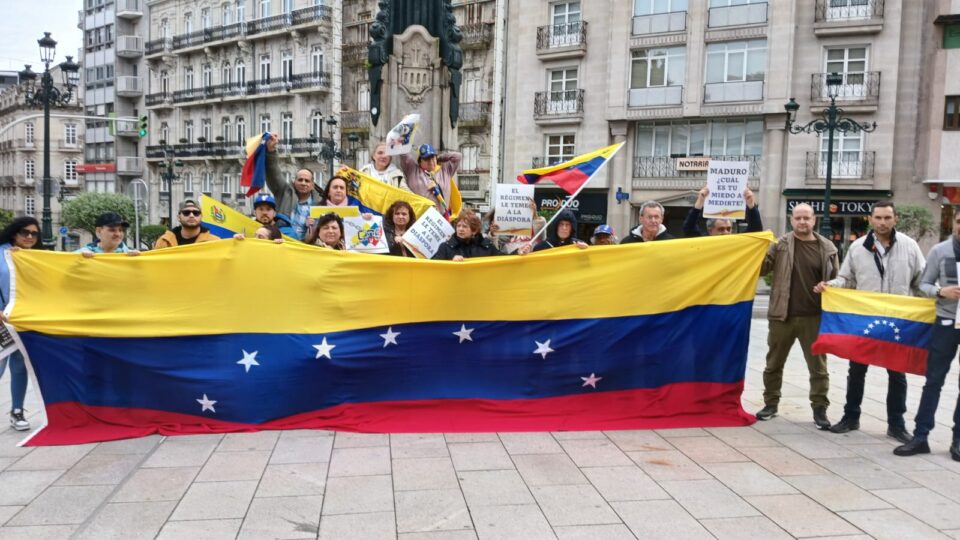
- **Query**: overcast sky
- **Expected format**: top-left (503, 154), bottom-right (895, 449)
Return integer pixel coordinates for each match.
top-left (0, 1), bottom-right (84, 72)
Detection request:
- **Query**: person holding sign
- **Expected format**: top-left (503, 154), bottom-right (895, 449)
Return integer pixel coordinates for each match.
top-left (683, 185), bottom-right (763, 237)
top-left (399, 144), bottom-right (461, 219)
top-left (433, 209), bottom-right (500, 261)
top-left (0, 217), bottom-right (41, 431)
top-left (384, 201), bottom-right (417, 257)
top-left (361, 143), bottom-right (410, 192)
top-left (304, 213), bottom-right (346, 251)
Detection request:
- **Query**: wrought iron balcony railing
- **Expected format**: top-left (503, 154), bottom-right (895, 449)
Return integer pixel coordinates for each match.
top-left (533, 90), bottom-right (584, 118)
top-left (536, 21), bottom-right (587, 51)
top-left (810, 72), bottom-right (880, 102)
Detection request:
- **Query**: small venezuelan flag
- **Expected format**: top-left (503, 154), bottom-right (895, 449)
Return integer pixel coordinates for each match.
top-left (812, 288), bottom-right (936, 376)
top-left (518, 143), bottom-right (624, 194)
top-left (240, 132), bottom-right (272, 197)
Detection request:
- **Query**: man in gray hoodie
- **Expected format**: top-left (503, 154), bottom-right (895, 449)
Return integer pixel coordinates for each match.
top-left (894, 211), bottom-right (960, 461)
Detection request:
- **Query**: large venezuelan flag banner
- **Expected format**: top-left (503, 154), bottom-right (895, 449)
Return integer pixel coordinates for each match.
top-left (6, 232), bottom-right (774, 446)
top-left (812, 288), bottom-right (936, 376)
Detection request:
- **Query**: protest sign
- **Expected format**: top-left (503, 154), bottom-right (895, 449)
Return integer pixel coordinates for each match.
top-left (0, 325), bottom-right (18, 360)
top-left (704, 160), bottom-right (749, 220)
top-left (310, 206), bottom-right (361, 219)
top-left (344, 216), bottom-right (389, 254)
top-left (386, 113), bottom-right (420, 156)
top-left (494, 184), bottom-right (535, 236)
top-left (401, 207), bottom-right (455, 259)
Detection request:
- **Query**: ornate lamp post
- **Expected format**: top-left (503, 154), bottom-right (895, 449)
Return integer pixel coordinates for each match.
top-left (311, 115), bottom-right (359, 180)
top-left (156, 139), bottom-right (184, 227)
top-left (17, 32), bottom-right (80, 250)
top-left (784, 72), bottom-right (877, 238)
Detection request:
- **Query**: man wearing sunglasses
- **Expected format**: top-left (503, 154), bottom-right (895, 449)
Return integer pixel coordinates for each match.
top-left (154, 200), bottom-right (218, 249)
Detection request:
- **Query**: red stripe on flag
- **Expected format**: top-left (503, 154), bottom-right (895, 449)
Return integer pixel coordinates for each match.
top-left (812, 334), bottom-right (928, 376)
top-left (24, 382), bottom-right (754, 446)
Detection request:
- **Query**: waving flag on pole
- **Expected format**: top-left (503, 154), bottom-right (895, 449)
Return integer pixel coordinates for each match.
top-left (518, 143), bottom-right (624, 195)
top-left (812, 288), bottom-right (936, 376)
top-left (240, 132), bottom-right (272, 197)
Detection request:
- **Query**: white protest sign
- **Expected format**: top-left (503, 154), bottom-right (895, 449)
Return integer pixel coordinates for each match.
top-left (401, 207), bottom-right (454, 259)
top-left (344, 216), bottom-right (389, 254)
top-left (0, 324), bottom-right (18, 360)
top-left (704, 160), bottom-right (749, 220)
top-left (385, 113), bottom-right (420, 156)
top-left (494, 183), bottom-right (534, 236)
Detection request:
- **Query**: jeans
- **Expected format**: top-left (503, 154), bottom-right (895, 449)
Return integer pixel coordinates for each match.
top-left (913, 322), bottom-right (960, 442)
top-left (763, 315), bottom-right (831, 408)
top-left (0, 350), bottom-right (28, 410)
top-left (842, 361), bottom-right (907, 429)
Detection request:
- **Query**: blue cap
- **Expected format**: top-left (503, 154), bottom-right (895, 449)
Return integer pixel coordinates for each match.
top-left (418, 144), bottom-right (437, 160)
top-left (253, 193), bottom-right (276, 208)
top-left (594, 224), bottom-right (614, 236)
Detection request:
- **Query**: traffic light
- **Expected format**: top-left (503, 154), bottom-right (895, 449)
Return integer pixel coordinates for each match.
top-left (138, 115), bottom-right (148, 137)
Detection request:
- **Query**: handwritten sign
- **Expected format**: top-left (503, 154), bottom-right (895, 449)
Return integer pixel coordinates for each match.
top-left (310, 206), bottom-right (361, 219)
top-left (494, 184), bottom-right (534, 236)
top-left (704, 160), bottom-right (749, 220)
top-left (401, 207), bottom-right (455, 259)
top-left (344, 216), bottom-right (389, 254)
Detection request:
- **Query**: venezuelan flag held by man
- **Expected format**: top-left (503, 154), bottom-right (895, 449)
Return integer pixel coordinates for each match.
top-left (812, 288), bottom-right (937, 376)
top-left (240, 132), bottom-right (272, 196)
top-left (518, 142), bottom-right (624, 195)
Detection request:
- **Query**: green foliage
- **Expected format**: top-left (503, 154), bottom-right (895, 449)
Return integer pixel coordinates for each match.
top-left (139, 224), bottom-right (169, 248)
top-left (0, 209), bottom-right (13, 231)
top-left (61, 192), bottom-right (136, 234)
top-left (895, 204), bottom-right (936, 240)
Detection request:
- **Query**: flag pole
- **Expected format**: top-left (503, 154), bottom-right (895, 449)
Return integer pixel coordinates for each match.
top-left (526, 142), bottom-right (624, 246)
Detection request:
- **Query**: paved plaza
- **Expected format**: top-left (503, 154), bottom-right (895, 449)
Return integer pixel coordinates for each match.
top-left (0, 316), bottom-right (959, 539)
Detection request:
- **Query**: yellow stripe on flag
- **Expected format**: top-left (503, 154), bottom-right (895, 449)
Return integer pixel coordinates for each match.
top-left (822, 287), bottom-right (936, 325)
top-left (337, 166), bottom-right (436, 219)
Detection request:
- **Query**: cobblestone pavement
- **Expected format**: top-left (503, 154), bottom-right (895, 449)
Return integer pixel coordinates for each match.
top-left (0, 318), bottom-right (958, 539)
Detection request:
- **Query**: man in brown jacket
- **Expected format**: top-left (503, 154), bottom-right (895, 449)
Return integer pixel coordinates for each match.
top-left (756, 203), bottom-right (839, 429)
top-left (154, 200), bottom-right (219, 249)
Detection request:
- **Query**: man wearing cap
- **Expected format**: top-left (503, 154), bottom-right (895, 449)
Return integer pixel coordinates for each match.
top-left (591, 224), bottom-right (617, 245)
top-left (153, 200), bottom-right (218, 249)
top-left (263, 136), bottom-right (325, 238)
top-left (399, 143), bottom-right (461, 216)
top-left (683, 185), bottom-right (763, 237)
top-left (77, 212), bottom-right (140, 256)
top-left (252, 193), bottom-right (297, 239)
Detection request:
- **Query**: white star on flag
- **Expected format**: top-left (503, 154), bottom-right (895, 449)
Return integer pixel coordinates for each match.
top-left (893, 327), bottom-right (900, 334)
top-left (237, 350), bottom-right (260, 373)
top-left (453, 324), bottom-right (474, 343)
top-left (313, 337), bottom-right (336, 359)
top-left (197, 394), bottom-right (217, 413)
top-left (380, 327), bottom-right (400, 347)
top-left (581, 373), bottom-right (602, 388)
top-left (863, 329), bottom-right (870, 335)
top-left (533, 339), bottom-right (554, 359)
top-left (895, 335), bottom-right (901, 341)
top-left (874, 320), bottom-right (880, 325)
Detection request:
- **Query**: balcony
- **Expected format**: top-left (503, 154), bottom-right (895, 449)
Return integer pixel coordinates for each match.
top-left (814, 0), bottom-right (884, 35)
top-left (805, 151), bottom-right (876, 182)
top-left (458, 101), bottom-right (491, 128)
top-left (632, 11), bottom-right (687, 35)
top-left (343, 42), bottom-right (367, 66)
top-left (116, 0), bottom-right (143, 19)
top-left (462, 22), bottom-right (494, 49)
top-left (289, 72), bottom-right (332, 93)
top-left (166, 74), bottom-right (331, 106)
top-left (116, 35), bottom-right (144, 58)
top-left (145, 37), bottom-right (172, 56)
top-left (708, 2), bottom-right (768, 27)
top-left (534, 90), bottom-right (584, 124)
top-left (633, 155), bottom-right (761, 178)
top-left (458, 174), bottom-right (483, 197)
top-left (145, 91), bottom-right (172, 108)
top-left (703, 80), bottom-right (764, 103)
top-left (341, 110), bottom-right (371, 133)
top-left (56, 140), bottom-right (81, 152)
top-left (629, 86), bottom-right (683, 107)
top-left (115, 119), bottom-right (139, 138)
top-left (116, 157), bottom-right (145, 176)
top-left (810, 72), bottom-right (880, 109)
top-left (164, 5), bottom-right (333, 53)
top-left (116, 76), bottom-right (144, 97)
top-left (536, 22), bottom-right (587, 60)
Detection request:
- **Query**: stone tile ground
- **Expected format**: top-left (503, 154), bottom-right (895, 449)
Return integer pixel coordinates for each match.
top-left (0, 318), bottom-right (958, 539)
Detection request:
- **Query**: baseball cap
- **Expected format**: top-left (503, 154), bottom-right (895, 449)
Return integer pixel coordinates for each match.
top-left (253, 193), bottom-right (276, 209)
top-left (594, 224), bottom-right (614, 236)
top-left (179, 199), bottom-right (200, 212)
top-left (95, 212), bottom-right (130, 228)
top-left (418, 143), bottom-right (437, 160)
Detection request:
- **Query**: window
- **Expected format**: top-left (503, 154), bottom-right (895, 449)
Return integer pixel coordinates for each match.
top-left (105, 24), bottom-right (113, 43)
top-left (634, 0), bottom-right (687, 15)
top-left (184, 13), bottom-right (193, 34)
top-left (201, 8), bottom-right (211, 29)
top-left (161, 175), bottom-right (170, 193)
top-left (160, 71), bottom-right (170, 94)
top-left (281, 51), bottom-right (293, 81)
top-left (236, 61), bottom-right (246, 86)
top-left (25, 159), bottom-right (34, 180)
top-left (281, 113), bottom-right (293, 140)
top-left (944, 96), bottom-right (960, 130)
top-left (259, 54), bottom-right (271, 81)
top-left (64, 160), bottom-right (78, 182)
top-left (705, 39), bottom-right (767, 83)
top-left (25, 123), bottom-right (34, 144)
top-left (358, 82), bottom-right (370, 110)
top-left (547, 68), bottom-right (579, 113)
top-left (183, 173), bottom-right (194, 193)
top-left (825, 47), bottom-right (867, 97)
top-left (202, 119), bottom-right (212, 141)
top-left (236, 116), bottom-right (246, 144)
top-left (237, 0), bottom-right (245, 22)
top-left (311, 112), bottom-right (323, 138)
top-left (223, 174), bottom-right (237, 196)
top-left (283, 0), bottom-right (293, 14)
top-left (222, 117), bottom-right (231, 141)
top-left (550, 2), bottom-right (581, 47)
top-left (185, 67), bottom-right (195, 89)
top-left (222, 3), bottom-right (233, 25)
top-left (546, 134), bottom-right (576, 164)
top-left (945, 24), bottom-right (960, 49)
top-left (161, 19), bottom-right (169, 39)
top-left (64, 123), bottom-right (78, 146)
top-left (185, 120), bottom-right (194, 143)
top-left (462, 145), bottom-right (480, 171)
top-left (202, 64), bottom-right (213, 88)
top-left (161, 122), bottom-right (170, 143)
top-left (825, 0), bottom-right (873, 20)
top-left (259, 114), bottom-right (271, 134)
top-left (631, 47), bottom-right (685, 88)
top-left (311, 46), bottom-right (324, 75)
top-left (709, 0), bottom-right (764, 5)
top-left (634, 119), bottom-right (763, 157)
top-left (260, 0), bottom-right (270, 18)
top-left (25, 196), bottom-right (35, 216)
top-left (820, 130), bottom-right (864, 177)
top-left (222, 62), bottom-right (232, 85)
top-left (552, 2), bottom-right (581, 26)
top-left (202, 173), bottom-right (213, 194)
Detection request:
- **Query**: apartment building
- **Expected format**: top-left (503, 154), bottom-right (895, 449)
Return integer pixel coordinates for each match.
top-left (79, 0), bottom-right (148, 196)
top-left (142, 0), bottom-right (340, 223)
top-left (502, 0), bottom-right (930, 243)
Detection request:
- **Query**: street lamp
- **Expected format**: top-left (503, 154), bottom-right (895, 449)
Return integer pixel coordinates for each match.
top-left (17, 32), bottom-right (80, 250)
top-left (156, 139), bottom-right (184, 227)
top-left (313, 114), bottom-right (356, 181)
top-left (784, 72), bottom-right (877, 238)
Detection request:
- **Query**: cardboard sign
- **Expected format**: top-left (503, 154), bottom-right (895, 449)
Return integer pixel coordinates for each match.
top-left (494, 184), bottom-right (535, 236)
top-left (401, 207), bottom-right (455, 259)
top-left (0, 324), bottom-right (18, 360)
top-left (386, 113), bottom-right (420, 156)
top-left (704, 160), bottom-right (749, 220)
top-left (344, 216), bottom-right (389, 254)
top-left (310, 206), bottom-right (361, 219)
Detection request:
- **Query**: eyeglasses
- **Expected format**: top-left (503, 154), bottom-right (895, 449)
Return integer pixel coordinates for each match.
top-left (180, 210), bottom-right (201, 217)
top-left (17, 230), bottom-right (40, 238)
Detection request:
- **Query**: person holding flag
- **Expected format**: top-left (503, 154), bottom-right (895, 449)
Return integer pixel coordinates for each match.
top-left (399, 143), bottom-right (462, 220)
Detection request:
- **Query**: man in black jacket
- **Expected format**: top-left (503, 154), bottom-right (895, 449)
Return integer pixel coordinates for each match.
top-left (683, 185), bottom-right (763, 237)
top-left (621, 201), bottom-right (674, 243)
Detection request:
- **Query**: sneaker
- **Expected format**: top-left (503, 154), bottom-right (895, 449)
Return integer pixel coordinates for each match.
top-left (813, 406), bottom-right (831, 430)
top-left (756, 405), bottom-right (778, 421)
top-left (9, 409), bottom-right (29, 431)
